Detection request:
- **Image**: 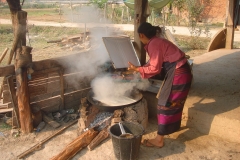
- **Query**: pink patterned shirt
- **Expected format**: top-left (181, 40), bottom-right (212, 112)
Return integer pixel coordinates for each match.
top-left (138, 37), bottom-right (186, 79)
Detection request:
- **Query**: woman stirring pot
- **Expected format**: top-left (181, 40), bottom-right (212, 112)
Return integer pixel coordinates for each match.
top-left (128, 22), bottom-right (193, 148)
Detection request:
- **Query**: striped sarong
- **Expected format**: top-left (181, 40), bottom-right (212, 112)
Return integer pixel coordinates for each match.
top-left (157, 62), bottom-right (192, 135)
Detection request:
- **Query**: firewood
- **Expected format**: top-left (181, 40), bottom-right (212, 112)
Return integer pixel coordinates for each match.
top-left (17, 119), bottom-right (78, 159)
top-left (42, 113), bottom-right (61, 128)
top-left (113, 109), bottom-right (124, 118)
top-left (88, 128), bottom-right (109, 151)
top-left (50, 128), bottom-right (99, 160)
top-left (47, 39), bottom-right (62, 43)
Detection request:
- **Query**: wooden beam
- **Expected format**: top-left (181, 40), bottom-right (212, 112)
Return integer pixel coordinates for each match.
top-left (7, 75), bottom-right (20, 128)
top-left (0, 52), bottom-right (88, 77)
top-left (225, 0), bottom-right (235, 49)
top-left (0, 108), bottom-right (13, 114)
top-left (0, 48), bottom-right (9, 64)
top-left (134, 0), bottom-right (148, 65)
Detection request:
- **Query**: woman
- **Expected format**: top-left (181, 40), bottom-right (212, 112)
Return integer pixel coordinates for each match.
top-left (128, 22), bottom-right (192, 148)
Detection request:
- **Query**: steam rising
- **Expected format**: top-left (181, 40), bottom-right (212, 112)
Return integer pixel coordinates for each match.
top-left (60, 4), bottom-right (150, 100)
top-left (91, 74), bottom-right (150, 105)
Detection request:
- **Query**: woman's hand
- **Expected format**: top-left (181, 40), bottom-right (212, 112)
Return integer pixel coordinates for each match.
top-left (128, 62), bottom-right (139, 72)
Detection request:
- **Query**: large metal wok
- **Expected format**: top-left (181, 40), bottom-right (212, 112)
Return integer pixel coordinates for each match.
top-left (87, 89), bottom-right (143, 112)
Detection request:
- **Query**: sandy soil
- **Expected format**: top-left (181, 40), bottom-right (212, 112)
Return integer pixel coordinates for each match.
top-left (0, 118), bottom-right (240, 160)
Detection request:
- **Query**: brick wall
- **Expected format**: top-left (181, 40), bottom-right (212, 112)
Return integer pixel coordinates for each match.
top-left (200, 0), bottom-right (227, 23)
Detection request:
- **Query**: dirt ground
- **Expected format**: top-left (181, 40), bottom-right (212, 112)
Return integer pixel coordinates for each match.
top-left (0, 117), bottom-right (240, 160)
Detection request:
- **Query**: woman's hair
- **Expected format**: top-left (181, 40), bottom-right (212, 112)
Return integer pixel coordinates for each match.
top-left (138, 22), bottom-right (162, 39)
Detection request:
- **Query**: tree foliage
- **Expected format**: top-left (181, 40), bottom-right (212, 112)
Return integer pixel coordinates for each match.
top-left (90, 0), bottom-right (108, 9)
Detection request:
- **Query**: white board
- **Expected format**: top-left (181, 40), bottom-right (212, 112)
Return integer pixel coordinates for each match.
top-left (102, 37), bottom-right (141, 69)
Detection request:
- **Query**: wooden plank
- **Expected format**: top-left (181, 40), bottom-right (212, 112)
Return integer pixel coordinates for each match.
top-left (29, 88), bottom-right (90, 113)
top-left (3, 90), bottom-right (11, 103)
top-left (30, 92), bottom-right (53, 103)
top-left (29, 77), bottom-right (59, 86)
top-left (42, 113), bottom-right (61, 128)
top-left (47, 72), bottom-right (61, 94)
top-left (64, 88), bottom-right (91, 104)
top-left (2, 69), bottom-right (91, 104)
top-left (29, 72), bottom-right (62, 98)
top-left (31, 67), bottom-right (61, 76)
top-left (7, 75), bottom-right (20, 128)
top-left (29, 88), bottom-right (80, 104)
top-left (0, 52), bottom-right (88, 77)
top-left (28, 83), bottom-right (48, 97)
top-left (0, 108), bottom-right (13, 113)
top-left (225, 0), bottom-right (235, 49)
top-left (31, 96), bottom-right (61, 113)
top-left (0, 103), bottom-right (8, 109)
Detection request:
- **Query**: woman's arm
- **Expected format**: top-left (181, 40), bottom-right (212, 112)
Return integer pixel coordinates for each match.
top-left (138, 45), bottom-right (163, 78)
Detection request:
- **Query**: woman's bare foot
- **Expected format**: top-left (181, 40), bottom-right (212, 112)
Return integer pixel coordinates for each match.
top-left (142, 135), bottom-right (164, 148)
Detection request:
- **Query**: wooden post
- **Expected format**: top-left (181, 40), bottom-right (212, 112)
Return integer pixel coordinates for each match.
top-left (7, 0), bottom-right (33, 133)
top-left (121, 7), bottom-right (124, 24)
top-left (225, 0), bottom-right (235, 49)
top-left (127, 6), bottom-right (129, 22)
top-left (17, 67), bottom-right (33, 133)
top-left (111, 4), bottom-right (115, 20)
top-left (134, 0), bottom-right (148, 65)
top-left (59, 69), bottom-right (65, 110)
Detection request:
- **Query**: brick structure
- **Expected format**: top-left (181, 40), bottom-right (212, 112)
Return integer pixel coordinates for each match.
top-left (172, 0), bottom-right (227, 24)
top-left (200, 0), bottom-right (227, 23)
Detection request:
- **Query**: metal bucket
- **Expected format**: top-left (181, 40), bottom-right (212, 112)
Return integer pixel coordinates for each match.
top-left (109, 121), bottom-right (144, 160)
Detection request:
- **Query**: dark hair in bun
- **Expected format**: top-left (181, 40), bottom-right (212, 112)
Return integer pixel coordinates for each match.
top-left (138, 22), bottom-right (162, 39)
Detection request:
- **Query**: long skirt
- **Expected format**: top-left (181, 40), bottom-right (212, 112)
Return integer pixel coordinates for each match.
top-left (157, 62), bottom-right (192, 135)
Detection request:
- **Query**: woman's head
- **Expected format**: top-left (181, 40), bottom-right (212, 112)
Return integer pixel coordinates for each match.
top-left (138, 22), bottom-right (161, 39)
